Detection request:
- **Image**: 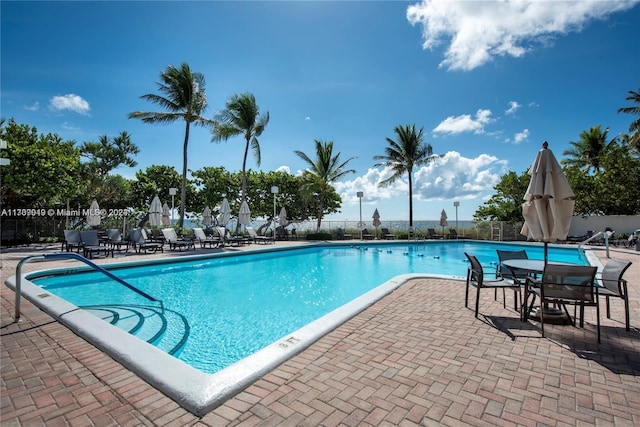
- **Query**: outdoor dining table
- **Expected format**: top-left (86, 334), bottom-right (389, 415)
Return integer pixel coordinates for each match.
top-left (501, 259), bottom-right (576, 324)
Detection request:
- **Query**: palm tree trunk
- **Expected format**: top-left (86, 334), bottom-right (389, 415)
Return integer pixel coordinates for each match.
top-left (180, 122), bottom-right (190, 229)
top-left (238, 137), bottom-right (250, 233)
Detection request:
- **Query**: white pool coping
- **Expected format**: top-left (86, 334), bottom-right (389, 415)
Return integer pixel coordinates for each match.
top-left (5, 241), bottom-right (595, 416)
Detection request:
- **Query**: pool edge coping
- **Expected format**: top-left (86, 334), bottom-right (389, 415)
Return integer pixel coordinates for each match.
top-left (4, 241), bottom-right (596, 416)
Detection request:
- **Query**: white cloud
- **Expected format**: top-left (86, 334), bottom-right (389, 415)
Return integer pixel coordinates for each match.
top-left (275, 165), bottom-right (291, 174)
top-left (49, 94), bottom-right (90, 115)
top-left (433, 109), bottom-right (493, 135)
top-left (505, 101), bottom-right (520, 115)
top-left (333, 151), bottom-right (506, 204)
top-left (24, 101), bottom-right (40, 111)
top-left (513, 129), bottom-right (530, 144)
top-left (406, 0), bottom-right (637, 71)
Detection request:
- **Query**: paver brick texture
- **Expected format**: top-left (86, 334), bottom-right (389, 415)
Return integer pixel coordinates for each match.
top-left (2, 244), bottom-right (640, 426)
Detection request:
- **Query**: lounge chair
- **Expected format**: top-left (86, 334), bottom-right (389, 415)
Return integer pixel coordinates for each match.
top-left (597, 259), bottom-right (633, 330)
top-left (448, 228), bottom-right (459, 239)
top-left (464, 253), bottom-right (521, 319)
top-left (192, 227), bottom-right (220, 248)
top-left (381, 227), bottom-right (396, 240)
top-left (276, 226), bottom-right (288, 241)
top-left (216, 227), bottom-right (246, 247)
top-left (62, 229), bottom-right (83, 252)
top-left (428, 228), bottom-right (443, 239)
top-left (246, 226), bottom-right (273, 244)
top-left (106, 228), bottom-right (129, 253)
top-left (337, 228), bottom-right (353, 240)
top-left (79, 230), bottom-right (112, 259)
top-left (129, 229), bottom-right (163, 254)
top-left (361, 229), bottom-right (374, 240)
top-left (161, 228), bottom-right (195, 251)
top-left (525, 264), bottom-right (599, 342)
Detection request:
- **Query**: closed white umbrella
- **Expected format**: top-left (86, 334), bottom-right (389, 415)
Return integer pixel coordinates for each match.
top-left (521, 141), bottom-right (575, 262)
top-left (203, 206), bottom-right (212, 226)
top-left (279, 207), bottom-right (288, 227)
top-left (87, 200), bottom-right (101, 227)
top-left (149, 196), bottom-right (163, 227)
top-left (439, 209), bottom-right (448, 235)
top-left (238, 200), bottom-right (251, 225)
top-left (162, 203), bottom-right (171, 226)
top-left (372, 208), bottom-right (381, 239)
top-left (218, 197), bottom-right (231, 226)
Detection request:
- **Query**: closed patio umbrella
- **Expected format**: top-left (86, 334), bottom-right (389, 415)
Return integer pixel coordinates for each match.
top-left (87, 200), bottom-right (101, 227)
top-left (218, 197), bottom-right (231, 226)
top-left (149, 195), bottom-right (163, 227)
top-left (162, 203), bottom-right (171, 226)
top-left (439, 209), bottom-right (448, 235)
top-left (372, 209), bottom-right (381, 238)
top-left (238, 200), bottom-right (251, 226)
top-left (279, 207), bottom-right (288, 227)
top-left (520, 141), bottom-right (575, 263)
top-left (203, 206), bottom-right (212, 227)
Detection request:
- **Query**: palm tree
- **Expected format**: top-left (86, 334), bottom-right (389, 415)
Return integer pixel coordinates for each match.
top-left (128, 63), bottom-right (212, 228)
top-left (561, 125), bottom-right (610, 174)
top-left (373, 124), bottom-right (436, 230)
top-left (295, 140), bottom-right (356, 231)
top-left (617, 88), bottom-right (640, 149)
top-left (211, 93), bottom-right (270, 209)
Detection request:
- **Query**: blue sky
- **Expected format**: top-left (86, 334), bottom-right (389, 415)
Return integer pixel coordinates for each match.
top-left (2, 1), bottom-right (639, 222)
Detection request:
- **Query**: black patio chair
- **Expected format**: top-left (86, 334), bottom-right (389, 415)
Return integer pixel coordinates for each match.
top-left (597, 259), bottom-right (633, 331)
top-left (464, 253), bottom-right (522, 319)
top-left (526, 264), bottom-right (599, 342)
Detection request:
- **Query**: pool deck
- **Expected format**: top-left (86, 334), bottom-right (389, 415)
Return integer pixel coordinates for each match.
top-left (2, 240), bottom-right (640, 426)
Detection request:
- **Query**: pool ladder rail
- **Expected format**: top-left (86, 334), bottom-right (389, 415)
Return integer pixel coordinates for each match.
top-left (13, 252), bottom-right (163, 322)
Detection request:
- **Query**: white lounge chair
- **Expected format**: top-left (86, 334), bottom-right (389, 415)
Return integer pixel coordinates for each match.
top-left (246, 226), bottom-right (273, 244)
top-left (192, 227), bottom-right (221, 248)
top-left (161, 228), bottom-right (195, 251)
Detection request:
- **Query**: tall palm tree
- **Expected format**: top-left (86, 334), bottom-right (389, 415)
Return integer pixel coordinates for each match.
top-left (561, 125), bottom-right (610, 174)
top-left (373, 124), bottom-right (436, 229)
top-left (617, 87), bottom-right (640, 149)
top-left (295, 140), bottom-right (356, 231)
top-left (128, 62), bottom-right (212, 228)
top-left (211, 93), bottom-right (270, 208)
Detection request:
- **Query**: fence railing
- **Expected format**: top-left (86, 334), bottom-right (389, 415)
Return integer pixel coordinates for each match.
top-left (1, 216), bottom-right (528, 245)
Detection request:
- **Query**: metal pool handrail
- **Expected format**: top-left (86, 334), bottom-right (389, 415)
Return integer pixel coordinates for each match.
top-left (14, 252), bottom-right (162, 321)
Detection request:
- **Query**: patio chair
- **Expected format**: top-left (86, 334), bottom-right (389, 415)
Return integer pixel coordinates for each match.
top-left (464, 253), bottom-right (522, 319)
top-left (62, 229), bottom-right (83, 252)
top-left (337, 228), bottom-right (353, 240)
top-left (496, 249), bottom-right (530, 311)
top-left (246, 226), bottom-right (273, 244)
top-left (427, 228), bottom-right (443, 239)
top-left (79, 230), bottom-right (112, 259)
top-left (106, 228), bottom-right (130, 253)
top-left (597, 259), bottom-right (633, 331)
top-left (129, 228), bottom-right (163, 254)
top-left (381, 227), bottom-right (397, 240)
top-left (361, 229), bottom-right (374, 240)
top-left (526, 264), bottom-right (599, 342)
top-left (192, 227), bottom-right (221, 249)
top-left (161, 228), bottom-right (195, 251)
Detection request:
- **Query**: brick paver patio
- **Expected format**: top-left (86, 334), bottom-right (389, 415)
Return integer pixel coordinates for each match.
top-left (2, 242), bottom-right (639, 426)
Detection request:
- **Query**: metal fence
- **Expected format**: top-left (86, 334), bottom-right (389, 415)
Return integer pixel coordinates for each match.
top-left (1, 216), bottom-right (527, 245)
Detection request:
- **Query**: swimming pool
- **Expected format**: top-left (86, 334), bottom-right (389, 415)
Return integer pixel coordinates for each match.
top-left (8, 240), bottom-right (597, 415)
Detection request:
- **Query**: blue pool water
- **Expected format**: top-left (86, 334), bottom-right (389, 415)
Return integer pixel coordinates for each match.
top-left (31, 241), bottom-right (587, 374)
